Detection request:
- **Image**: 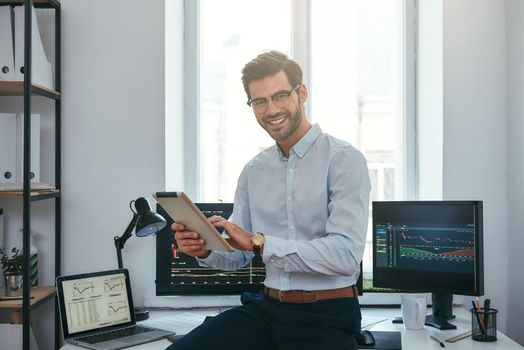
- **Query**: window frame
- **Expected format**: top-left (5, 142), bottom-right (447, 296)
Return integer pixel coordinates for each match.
top-left (183, 0), bottom-right (201, 199)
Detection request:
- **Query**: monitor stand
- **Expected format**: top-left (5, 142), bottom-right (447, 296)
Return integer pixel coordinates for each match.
top-left (392, 292), bottom-right (457, 330)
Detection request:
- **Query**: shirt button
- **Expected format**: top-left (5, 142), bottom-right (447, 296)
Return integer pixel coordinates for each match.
top-left (290, 226), bottom-right (294, 230)
top-left (287, 196), bottom-right (291, 200)
top-left (289, 169), bottom-right (293, 173)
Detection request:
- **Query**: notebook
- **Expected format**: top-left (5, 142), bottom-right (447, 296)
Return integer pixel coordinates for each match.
top-left (57, 269), bottom-right (174, 350)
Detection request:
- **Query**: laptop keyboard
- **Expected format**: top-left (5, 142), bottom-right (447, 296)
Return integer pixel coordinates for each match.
top-left (76, 326), bottom-right (153, 344)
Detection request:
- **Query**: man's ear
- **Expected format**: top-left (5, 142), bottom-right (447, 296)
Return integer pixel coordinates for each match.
top-left (298, 84), bottom-right (308, 103)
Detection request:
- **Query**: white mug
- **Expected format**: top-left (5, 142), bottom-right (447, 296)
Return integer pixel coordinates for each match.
top-left (401, 294), bottom-right (427, 330)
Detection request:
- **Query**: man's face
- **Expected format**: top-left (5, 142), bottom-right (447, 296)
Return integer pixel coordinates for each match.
top-left (248, 71), bottom-right (304, 143)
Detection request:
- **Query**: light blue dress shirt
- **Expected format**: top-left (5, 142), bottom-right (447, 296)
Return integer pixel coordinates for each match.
top-left (199, 124), bottom-right (371, 291)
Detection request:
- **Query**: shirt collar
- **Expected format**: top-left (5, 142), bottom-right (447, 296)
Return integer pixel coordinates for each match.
top-left (276, 124), bottom-right (322, 159)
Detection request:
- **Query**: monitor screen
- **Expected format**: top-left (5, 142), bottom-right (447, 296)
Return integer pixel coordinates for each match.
top-left (155, 203), bottom-right (266, 295)
top-left (372, 201), bottom-right (484, 329)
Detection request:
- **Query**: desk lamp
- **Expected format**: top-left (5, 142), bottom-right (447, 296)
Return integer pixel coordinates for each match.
top-left (114, 197), bottom-right (167, 320)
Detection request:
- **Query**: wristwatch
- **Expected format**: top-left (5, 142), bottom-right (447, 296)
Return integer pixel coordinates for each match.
top-left (250, 232), bottom-right (265, 256)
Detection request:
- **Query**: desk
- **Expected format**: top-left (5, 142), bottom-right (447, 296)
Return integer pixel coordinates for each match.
top-left (360, 307), bottom-right (522, 350)
top-left (60, 307), bottom-right (523, 350)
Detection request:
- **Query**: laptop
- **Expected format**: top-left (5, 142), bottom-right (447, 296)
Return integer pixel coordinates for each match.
top-left (57, 269), bottom-right (174, 350)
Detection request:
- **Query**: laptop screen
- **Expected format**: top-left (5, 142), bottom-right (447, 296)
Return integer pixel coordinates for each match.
top-left (57, 269), bottom-right (136, 338)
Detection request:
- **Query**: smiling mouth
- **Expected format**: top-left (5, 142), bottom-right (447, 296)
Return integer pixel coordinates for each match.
top-left (266, 115), bottom-right (287, 126)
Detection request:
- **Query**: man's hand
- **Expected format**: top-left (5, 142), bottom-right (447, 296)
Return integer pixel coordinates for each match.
top-left (172, 223), bottom-right (211, 258)
top-left (211, 217), bottom-right (253, 251)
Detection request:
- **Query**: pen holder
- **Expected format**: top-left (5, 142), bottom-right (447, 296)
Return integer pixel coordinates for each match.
top-left (471, 308), bottom-right (497, 342)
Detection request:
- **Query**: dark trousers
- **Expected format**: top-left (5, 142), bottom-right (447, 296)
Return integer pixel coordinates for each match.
top-left (166, 291), bottom-right (361, 350)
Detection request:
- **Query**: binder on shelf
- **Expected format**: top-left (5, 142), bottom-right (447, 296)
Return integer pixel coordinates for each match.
top-left (13, 5), bottom-right (53, 89)
top-left (0, 113), bottom-right (18, 184)
top-left (0, 113), bottom-right (40, 185)
top-left (15, 113), bottom-right (40, 183)
top-left (0, 6), bottom-right (15, 81)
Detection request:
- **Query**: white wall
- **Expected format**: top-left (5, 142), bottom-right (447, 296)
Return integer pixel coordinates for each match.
top-left (443, 0), bottom-right (509, 335)
top-left (46, 0), bottom-right (165, 348)
top-left (60, 0), bottom-right (165, 298)
top-left (506, 0), bottom-right (524, 345)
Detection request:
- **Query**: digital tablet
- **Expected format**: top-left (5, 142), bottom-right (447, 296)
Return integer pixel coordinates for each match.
top-left (153, 191), bottom-right (234, 252)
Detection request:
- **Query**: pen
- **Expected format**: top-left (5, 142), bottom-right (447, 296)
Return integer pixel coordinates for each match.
top-left (475, 297), bottom-right (486, 333)
top-left (471, 300), bottom-right (486, 335)
top-left (430, 335), bottom-right (445, 348)
top-left (483, 298), bottom-right (491, 332)
top-left (483, 298), bottom-right (491, 311)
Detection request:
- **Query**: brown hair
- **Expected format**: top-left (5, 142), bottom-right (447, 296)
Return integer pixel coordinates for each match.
top-left (241, 50), bottom-right (302, 100)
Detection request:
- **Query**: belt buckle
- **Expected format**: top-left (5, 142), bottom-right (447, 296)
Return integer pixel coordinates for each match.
top-left (278, 290), bottom-right (283, 302)
top-left (311, 292), bottom-right (318, 303)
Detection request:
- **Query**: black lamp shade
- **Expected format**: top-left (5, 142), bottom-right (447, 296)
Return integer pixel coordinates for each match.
top-left (136, 213), bottom-right (167, 237)
top-left (134, 197), bottom-right (167, 237)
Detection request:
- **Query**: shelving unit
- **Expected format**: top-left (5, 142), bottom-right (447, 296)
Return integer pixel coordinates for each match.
top-left (0, 0), bottom-right (61, 349)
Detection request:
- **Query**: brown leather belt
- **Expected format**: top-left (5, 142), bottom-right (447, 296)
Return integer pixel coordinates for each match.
top-left (264, 285), bottom-right (358, 303)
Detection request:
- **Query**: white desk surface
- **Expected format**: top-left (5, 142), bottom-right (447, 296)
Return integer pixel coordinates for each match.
top-left (60, 306), bottom-right (523, 350)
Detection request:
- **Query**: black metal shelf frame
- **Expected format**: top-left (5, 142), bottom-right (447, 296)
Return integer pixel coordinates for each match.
top-left (15, 0), bottom-right (61, 349)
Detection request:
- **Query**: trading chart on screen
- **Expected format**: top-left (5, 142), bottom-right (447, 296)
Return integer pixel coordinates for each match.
top-left (375, 223), bottom-right (475, 273)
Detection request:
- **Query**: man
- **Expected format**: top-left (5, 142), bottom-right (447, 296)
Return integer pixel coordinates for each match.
top-left (169, 50), bottom-right (370, 350)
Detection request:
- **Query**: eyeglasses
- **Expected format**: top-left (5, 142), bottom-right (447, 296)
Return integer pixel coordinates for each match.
top-left (247, 83), bottom-right (301, 113)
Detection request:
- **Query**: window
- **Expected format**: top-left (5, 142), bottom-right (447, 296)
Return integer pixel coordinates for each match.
top-left (198, 0), bottom-right (292, 202)
top-left (182, 0), bottom-right (416, 291)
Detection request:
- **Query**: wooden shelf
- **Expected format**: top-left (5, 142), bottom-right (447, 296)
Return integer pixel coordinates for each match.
top-left (0, 286), bottom-right (56, 324)
top-left (0, 189), bottom-right (60, 201)
top-left (0, 81), bottom-right (60, 100)
top-left (0, 286), bottom-right (55, 310)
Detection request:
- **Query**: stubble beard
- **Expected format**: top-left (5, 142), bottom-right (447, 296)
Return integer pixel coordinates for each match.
top-left (260, 107), bottom-right (303, 143)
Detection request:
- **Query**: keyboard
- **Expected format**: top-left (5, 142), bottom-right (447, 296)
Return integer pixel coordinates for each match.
top-left (76, 326), bottom-right (152, 344)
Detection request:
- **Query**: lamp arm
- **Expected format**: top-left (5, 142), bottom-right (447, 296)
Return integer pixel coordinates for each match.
top-left (114, 213), bottom-right (139, 269)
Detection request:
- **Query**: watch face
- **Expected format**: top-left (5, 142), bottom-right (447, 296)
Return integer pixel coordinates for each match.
top-left (252, 233), bottom-right (265, 246)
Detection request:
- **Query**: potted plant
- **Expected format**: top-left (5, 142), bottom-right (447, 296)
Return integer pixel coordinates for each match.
top-left (0, 247), bottom-right (23, 297)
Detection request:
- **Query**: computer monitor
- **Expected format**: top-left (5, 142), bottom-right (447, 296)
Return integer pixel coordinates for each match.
top-left (372, 201), bottom-right (484, 330)
top-left (156, 203), bottom-right (364, 296)
top-left (156, 203), bottom-right (266, 295)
